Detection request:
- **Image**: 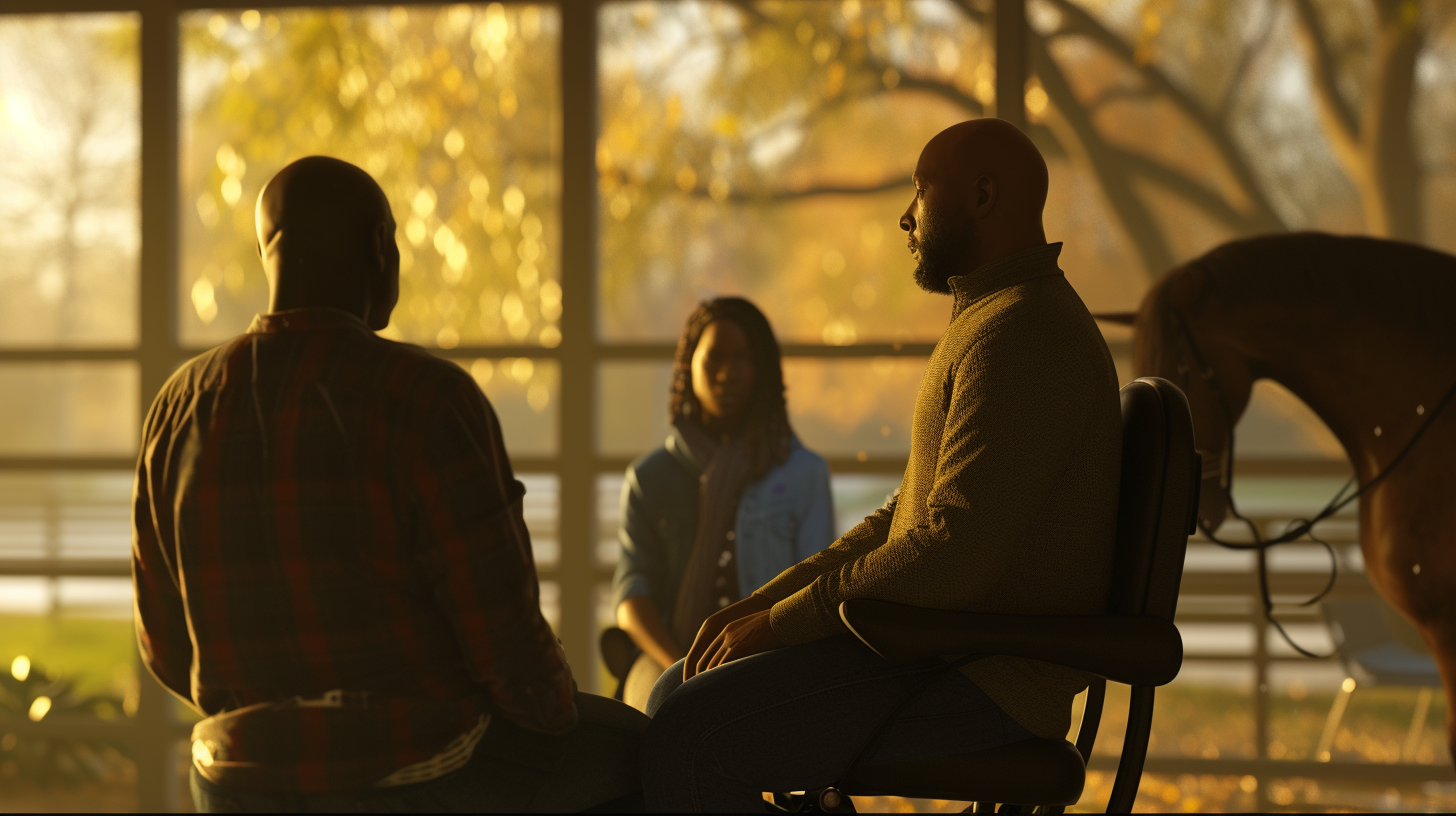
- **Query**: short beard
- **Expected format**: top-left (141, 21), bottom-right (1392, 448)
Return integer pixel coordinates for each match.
top-left (911, 212), bottom-right (976, 295)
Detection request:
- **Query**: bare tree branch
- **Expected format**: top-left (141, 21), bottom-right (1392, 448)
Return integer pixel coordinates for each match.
top-left (729, 176), bottom-right (910, 201)
top-left (1030, 33), bottom-right (1176, 276)
top-left (735, 0), bottom-right (986, 118)
top-left (1086, 84), bottom-right (1156, 110)
top-left (620, 174), bottom-right (911, 203)
top-left (784, 49), bottom-right (987, 123)
top-left (1042, 0), bottom-right (1285, 234)
top-left (893, 72), bottom-right (985, 117)
top-left (1109, 147), bottom-right (1281, 234)
top-left (1023, 122), bottom-right (1069, 159)
top-left (1290, 0), bottom-right (1361, 172)
top-left (1217, 2), bottom-right (1277, 122)
top-left (639, 0), bottom-right (1296, 271)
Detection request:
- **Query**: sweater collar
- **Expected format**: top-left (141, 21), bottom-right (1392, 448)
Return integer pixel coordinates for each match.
top-left (247, 307), bottom-right (372, 334)
top-left (948, 242), bottom-right (1065, 319)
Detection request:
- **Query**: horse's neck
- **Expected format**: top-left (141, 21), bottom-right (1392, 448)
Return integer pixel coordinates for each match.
top-left (1226, 309), bottom-right (1455, 479)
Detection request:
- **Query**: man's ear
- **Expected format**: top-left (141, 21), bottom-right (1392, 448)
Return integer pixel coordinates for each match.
top-left (373, 222), bottom-right (398, 272)
top-left (973, 175), bottom-right (996, 218)
top-left (364, 224), bottom-right (386, 309)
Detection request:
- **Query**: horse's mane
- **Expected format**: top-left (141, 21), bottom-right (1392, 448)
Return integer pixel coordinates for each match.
top-left (1134, 232), bottom-right (1456, 372)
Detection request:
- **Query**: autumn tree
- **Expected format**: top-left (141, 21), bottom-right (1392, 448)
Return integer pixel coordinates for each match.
top-left (600, 0), bottom-right (1450, 322)
top-left (180, 4), bottom-right (562, 352)
top-left (0, 15), bottom-right (139, 347)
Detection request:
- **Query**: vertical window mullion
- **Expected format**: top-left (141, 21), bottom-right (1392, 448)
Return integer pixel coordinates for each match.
top-left (136, 1), bottom-right (183, 811)
top-left (558, 0), bottom-right (602, 680)
top-left (139, 0), bottom-right (179, 406)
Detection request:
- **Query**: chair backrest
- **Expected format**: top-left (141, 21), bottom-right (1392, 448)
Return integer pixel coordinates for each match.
top-left (1097, 378), bottom-right (1200, 813)
top-left (1106, 378), bottom-right (1201, 620)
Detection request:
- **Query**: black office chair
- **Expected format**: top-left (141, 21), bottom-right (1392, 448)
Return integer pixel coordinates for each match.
top-left (822, 376), bottom-right (1201, 814)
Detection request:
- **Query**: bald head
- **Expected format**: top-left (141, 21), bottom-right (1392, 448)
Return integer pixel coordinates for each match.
top-left (900, 119), bottom-right (1049, 293)
top-left (255, 156), bottom-right (399, 330)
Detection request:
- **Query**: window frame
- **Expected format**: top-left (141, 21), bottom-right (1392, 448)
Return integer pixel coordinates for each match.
top-left (0, 1), bottom-right (1424, 812)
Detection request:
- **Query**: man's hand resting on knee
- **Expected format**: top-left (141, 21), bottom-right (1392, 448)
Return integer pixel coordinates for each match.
top-left (683, 594), bottom-right (782, 681)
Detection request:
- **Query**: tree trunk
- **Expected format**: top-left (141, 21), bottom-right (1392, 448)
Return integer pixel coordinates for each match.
top-left (1031, 35), bottom-right (1177, 278)
top-left (1360, 0), bottom-right (1424, 242)
top-left (1294, 0), bottom-right (1425, 242)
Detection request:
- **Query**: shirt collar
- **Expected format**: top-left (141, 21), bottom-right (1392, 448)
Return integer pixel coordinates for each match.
top-left (948, 242), bottom-right (1065, 319)
top-left (247, 308), bottom-right (372, 334)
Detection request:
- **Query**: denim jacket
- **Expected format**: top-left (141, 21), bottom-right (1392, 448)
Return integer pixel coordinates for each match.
top-left (610, 430), bottom-right (835, 632)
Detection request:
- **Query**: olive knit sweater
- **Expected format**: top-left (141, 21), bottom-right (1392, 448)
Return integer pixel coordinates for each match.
top-left (756, 243), bottom-right (1122, 740)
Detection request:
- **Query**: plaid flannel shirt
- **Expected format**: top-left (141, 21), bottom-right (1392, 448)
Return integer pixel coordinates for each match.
top-left (132, 308), bottom-right (575, 793)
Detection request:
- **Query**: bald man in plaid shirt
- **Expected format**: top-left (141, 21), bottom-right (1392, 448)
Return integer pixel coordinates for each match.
top-left (132, 156), bottom-right (646, 812)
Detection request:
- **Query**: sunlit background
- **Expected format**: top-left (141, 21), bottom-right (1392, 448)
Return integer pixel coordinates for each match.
top-left (2, 0), bottom-right (1454, 811)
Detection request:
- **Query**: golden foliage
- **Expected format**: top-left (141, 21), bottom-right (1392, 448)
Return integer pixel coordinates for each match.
top-left (179, 5), bottom-right (560, 351)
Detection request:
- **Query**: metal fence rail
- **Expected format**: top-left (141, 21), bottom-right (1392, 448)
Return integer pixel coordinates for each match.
top-left (1135, 507), bottom-right (1455, 810)
top-left (6, 480), bottom-right (1454, 812)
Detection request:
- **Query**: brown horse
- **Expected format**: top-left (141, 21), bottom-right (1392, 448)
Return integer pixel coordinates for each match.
top-left (1110, 231), bottom-right (1456, 761)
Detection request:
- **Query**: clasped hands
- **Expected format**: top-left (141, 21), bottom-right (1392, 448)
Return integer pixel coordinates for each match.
top-left (682, 593), bottom-right (783, 681)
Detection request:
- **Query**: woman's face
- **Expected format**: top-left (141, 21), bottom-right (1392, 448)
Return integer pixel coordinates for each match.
top-left (691, 319), bottom-right (756, 426)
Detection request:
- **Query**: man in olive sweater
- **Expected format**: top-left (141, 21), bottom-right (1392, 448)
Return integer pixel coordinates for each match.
top-left (639, 119), bottom-right (1122, 811)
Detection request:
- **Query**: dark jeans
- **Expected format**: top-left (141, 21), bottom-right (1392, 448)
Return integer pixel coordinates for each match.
top-left (641, 634), bottom-right (1034, 812)
top-left (191, 693), bottom-right (648, 813)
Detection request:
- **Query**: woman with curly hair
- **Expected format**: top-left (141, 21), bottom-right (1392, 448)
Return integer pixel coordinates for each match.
top-left (609, 297), bottom-right (835, 712)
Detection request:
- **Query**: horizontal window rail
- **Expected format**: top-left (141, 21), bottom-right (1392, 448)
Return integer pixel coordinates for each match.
top-left (8, 500), bottom-right (1392, 811)
top-left (1086, 755), bottom-right (1456, 784)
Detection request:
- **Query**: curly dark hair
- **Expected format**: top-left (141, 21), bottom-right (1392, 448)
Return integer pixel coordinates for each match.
top-left (669, 297), bottom-right (794, 480)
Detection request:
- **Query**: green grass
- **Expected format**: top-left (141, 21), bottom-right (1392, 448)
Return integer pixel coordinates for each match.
top-left (1270, 687), bottom-right (1450, 764)
top-left (0, 615), bottom-right (137, 697)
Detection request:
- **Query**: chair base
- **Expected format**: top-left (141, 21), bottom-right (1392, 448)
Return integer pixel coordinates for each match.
top-left (837, 737), bottom-right (1086, 807)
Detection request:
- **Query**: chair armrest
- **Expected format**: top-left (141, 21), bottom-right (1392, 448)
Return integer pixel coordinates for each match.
top-left (839, 599), bottom-right (1183, 687)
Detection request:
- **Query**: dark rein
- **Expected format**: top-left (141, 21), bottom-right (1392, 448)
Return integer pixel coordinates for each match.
top-left (1170, 309), bottom-right (1456, 658)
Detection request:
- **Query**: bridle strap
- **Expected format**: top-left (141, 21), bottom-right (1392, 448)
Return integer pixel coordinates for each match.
top-left (1169, 308), bottom-right (1239, 485)
top-left (1166, 306), bottom-right (1456, 658)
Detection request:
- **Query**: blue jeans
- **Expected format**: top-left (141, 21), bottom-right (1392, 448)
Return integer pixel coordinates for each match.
top-left (191, 692), bottom-right (647, 812)
top-left (641, 634), bottom-right (1035, 812)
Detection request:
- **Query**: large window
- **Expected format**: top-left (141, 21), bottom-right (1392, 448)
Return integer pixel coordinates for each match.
top-left (3, 0), bottom-right (1454, 812)
top-left (0, 13), bottom-right (153, 811)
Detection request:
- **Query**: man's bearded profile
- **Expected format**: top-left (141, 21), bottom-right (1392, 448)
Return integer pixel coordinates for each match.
top-left (911, 203), bottom-right (977, 295)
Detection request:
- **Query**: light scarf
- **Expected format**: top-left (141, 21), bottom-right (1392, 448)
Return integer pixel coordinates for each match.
top-left (669, 418), bottom-right (755, 647)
